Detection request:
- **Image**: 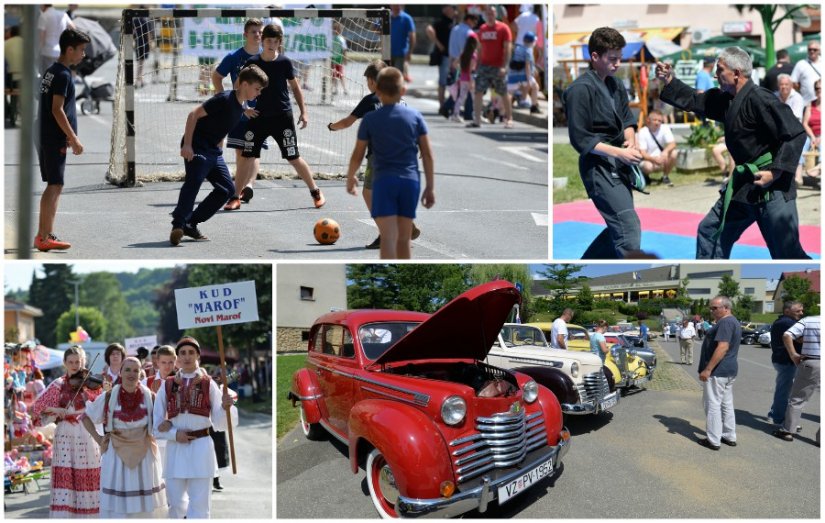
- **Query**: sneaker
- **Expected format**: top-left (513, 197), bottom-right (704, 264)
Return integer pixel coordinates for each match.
top-left (310, 188), bottom-right (325, 208)
top-left (720, 437), bottom-right (737, 447)
top-left (240, 186), bottom-right (254, 203)
top-left (662, 176), bottom-right (674, 187)
top-left (411, 223), bottom-right (421, 240)
top-left (530, 105), bottom-right (541, 114)
top-left (223, 198), bottom-right (241, 211)
top-left (518, 100), bottom-right (532, 109)
top-left (183, 224), bottom-right (209, 241)
top-left (773, 429), bottom-right (793, 441)
top-left (169, 228), bottom-right (184, 246)
top-left (365, 236), bottom-right (381, 250)
top-left (697, 438), bottom-right (720, 451)
top-left (449, 114), bottom-right (463, 123)
top-left (34, 234), bottom-right (71, 252)
top-left (465, 122), bottom-right (481, 128)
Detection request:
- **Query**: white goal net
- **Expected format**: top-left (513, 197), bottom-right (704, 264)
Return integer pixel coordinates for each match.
top-left (108, 8), bottom-right (389, 187)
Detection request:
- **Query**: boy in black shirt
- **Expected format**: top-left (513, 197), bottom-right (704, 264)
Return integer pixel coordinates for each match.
top-left (170, 65), bottom-right (269, 245)
top-left (242, 24), bottom-right (325, 208)
top-left (35, 28), bottom-right (90, 252)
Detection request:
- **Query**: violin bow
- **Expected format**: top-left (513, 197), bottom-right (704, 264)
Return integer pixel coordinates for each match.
top-left (67, 352), bottom-right (101, 408)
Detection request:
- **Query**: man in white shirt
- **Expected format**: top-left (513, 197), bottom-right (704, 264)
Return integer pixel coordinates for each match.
top-left (678, 318), bottom-right (697, 365)
top-left (38, 5), bottom-right (74, 75)
top-left (776, 74), bottom-right (805, 121)
top-left (638, 109), bottom-right (678, 186)
top-left (550, 308), bottom-right (574, 350)
top-left (775, 315), bottom-right (820, 443)
top-left (791, 40), bottom-right (821, 104)
top-left (153, 337), bottom-right (237, 518)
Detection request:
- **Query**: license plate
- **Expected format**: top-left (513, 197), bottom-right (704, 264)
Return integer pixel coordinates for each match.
top-left (600, 393), bottom-right (618, 411)
top-left (633, 377), bottom-right (649, 388)
top-left (497, 457), bottom-right (554, 504)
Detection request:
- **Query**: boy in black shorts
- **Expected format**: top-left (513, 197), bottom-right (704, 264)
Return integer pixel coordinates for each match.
top-left (243, 24), bottom-right (325, 208)
top-left (35, 28), bottom-right (91, 252)
top-left (170, 65), bottom-right (269, 245)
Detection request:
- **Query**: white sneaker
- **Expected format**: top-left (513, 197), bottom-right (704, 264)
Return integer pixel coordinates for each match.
top-left (449, 114), bottom-right (463, 123)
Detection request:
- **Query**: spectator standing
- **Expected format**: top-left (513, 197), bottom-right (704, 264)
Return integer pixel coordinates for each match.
top-left (389, 5), bottom-right (415, 82)
top-left (639, 320), bottom-right (649, 343)
top-left (774, 315), bottom-right (820, 443)
top-left (590, 320), bottom-right (610, 362)
top-left (38, 4), bottom-right (74, 76)
top-left (448, 11), bottom-right (479, 120)
top-left (425, 4), bottom-right (455, 108)
top-left (468, 5), bottom-right (513, 129)
top-left (5, 25), bottom-right (23, 127)
top-left (697, 296), bottom-right (741, 450)
top-left (637, 109), bottom-right (678, 186)
top-left (768, 301), bottom-right (805, 427)
top-left (799, 78), bottom-right (821, 181)
top-left (776, 73), bottom-right (805, 121)
top-left (695, 56), bottom-right (715, 93)
top-left (550, 308), bottom-right (574, 350)
top-left (678, 318), bottom-right (696, 365)
top-left (449, 32), bottom-right (478, 122)
top-left (791, 40), bottom-right (821, 104)
top-left (762, 49), bottom-right (794, 93)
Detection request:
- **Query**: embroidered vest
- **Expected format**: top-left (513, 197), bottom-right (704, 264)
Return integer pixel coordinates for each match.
top-left (146, 375), bottom-right (162, 393)
top-left (165, 374), bottom-right (212, 418)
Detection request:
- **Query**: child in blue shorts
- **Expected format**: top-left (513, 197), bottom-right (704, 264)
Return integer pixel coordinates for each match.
top-left (346, 67), bottom-right (435, 259)
top-left (170, 65), bottom-right (268, 245)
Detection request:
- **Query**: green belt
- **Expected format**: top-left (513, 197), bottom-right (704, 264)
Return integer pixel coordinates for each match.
top-left (713, 151), bottom-right (773, 240)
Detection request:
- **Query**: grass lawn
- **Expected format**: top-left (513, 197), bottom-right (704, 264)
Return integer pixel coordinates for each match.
top-left (276, 354), bottom-right (306, 439)
top-left (235, 394), bottom-right (272, 416)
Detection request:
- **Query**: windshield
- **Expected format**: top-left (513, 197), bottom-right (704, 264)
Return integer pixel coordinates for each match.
top-left (358, 321), bottom-right (421, 360)
top-left (499, 325), bottom-right (549, 347)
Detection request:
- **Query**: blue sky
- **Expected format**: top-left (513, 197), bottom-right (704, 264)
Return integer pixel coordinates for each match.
top-left (529, 264), bottom-right (819, 280)
top-left (4, 262), bottom-right (182, 292)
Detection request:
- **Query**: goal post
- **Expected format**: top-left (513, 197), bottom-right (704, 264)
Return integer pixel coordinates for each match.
top-left (108, 7), bottom-right (390, 187)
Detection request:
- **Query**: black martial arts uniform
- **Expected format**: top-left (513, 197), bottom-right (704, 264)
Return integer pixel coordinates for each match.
top-left (564, 69), bottom-right (641, 259)
top-left (661, 78), bottom-right (809, 259)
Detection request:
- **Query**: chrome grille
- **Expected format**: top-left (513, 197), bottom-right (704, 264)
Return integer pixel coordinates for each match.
top-left (449, 410), bottom-right (546, 484)
top-left (577, 370), bottom-right (611, 404)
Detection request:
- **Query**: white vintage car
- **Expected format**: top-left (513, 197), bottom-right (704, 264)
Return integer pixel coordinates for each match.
top-left (486, 324), bottom-right (619, 415)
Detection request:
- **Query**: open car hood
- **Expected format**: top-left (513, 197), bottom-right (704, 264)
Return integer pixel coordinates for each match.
top-left (371, 281), bottom-right (521, 365)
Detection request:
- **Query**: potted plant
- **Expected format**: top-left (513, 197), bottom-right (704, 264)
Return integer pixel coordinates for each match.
top-left (677, 121), bottom-right (725, 171)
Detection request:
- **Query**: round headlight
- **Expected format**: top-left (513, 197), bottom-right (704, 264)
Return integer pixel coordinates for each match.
top-left (571, 361), bottom-right (579, 378)
top-left (523, 380), bottom-right (538, 403)
top-left (441, 396), bottom-right (467, 426)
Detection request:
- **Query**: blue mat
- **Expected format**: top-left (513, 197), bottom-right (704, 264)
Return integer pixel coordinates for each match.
top-left (553, 222), bottom-right (820, 260)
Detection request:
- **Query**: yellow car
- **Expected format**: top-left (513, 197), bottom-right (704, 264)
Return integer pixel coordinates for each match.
top-left (526, 322), bottom-right (590, 351)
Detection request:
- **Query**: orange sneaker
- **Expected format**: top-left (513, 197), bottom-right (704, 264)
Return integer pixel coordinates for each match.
top-left (310, 188), bottom-right (325, 208)
top-left (34, 234), bottom-right (71, 252)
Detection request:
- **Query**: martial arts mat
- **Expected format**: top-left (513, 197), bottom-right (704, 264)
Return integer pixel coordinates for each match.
top-left (554, 201), bottom-right (821, 259)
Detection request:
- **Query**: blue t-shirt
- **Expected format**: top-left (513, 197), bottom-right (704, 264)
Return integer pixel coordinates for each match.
top-left (244, 53), bottom-right (295, 115)
top-left (191, 90), bottom-right (245, 151)
top-left (590, 331), bottom-right (607, 362)
top-left (695, 69), bottom-right (714, 91)
top-left (508, 44), bottom-right (535, 84)
top-left (39, 62), bottom-right (76, 144)
top-left (390, 11), bottom-right (415, 57)
top-left (640, 324), bottom-right (649, 341)
top-left (698, 315), bottom-right (741, 378)
top-left (357, 103), bottom-right (427, 181)
top-left (217, 47), bottom-right (261, 114)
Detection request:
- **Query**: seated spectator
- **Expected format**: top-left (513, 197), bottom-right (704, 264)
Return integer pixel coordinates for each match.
top-left (637, 110), bottom-right (677, 186)
top-left (507, 31), bottom-right (541, 114)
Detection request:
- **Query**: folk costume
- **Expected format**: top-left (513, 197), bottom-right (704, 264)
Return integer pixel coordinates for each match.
top-left (144, 371), bottom-right (170, 470)
top-left (32, 376), bottom-right (103, 518)
top-left (153, 368), bottom-right (238, 518)
top-left (564, 69), bottom-right (641, 258)
top-left (661, 78), bottom-right (809, 259)
top-left (85, 383), bottom-right (167, 518)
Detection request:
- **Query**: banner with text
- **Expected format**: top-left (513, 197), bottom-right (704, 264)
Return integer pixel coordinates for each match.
top-left (182, 17), bottom-right (332, 61)
top-left (124, 335), bottom-right (158, 355)
top-left (175, 281), bottom-right (259, 329)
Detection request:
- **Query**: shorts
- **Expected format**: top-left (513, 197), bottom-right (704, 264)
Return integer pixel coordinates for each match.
top-left (38, 142), bottom-right (67, 185)
top-left (226, 118), bottom-right (269, 151)
top-left (390, 56), bottom-right (406, 70)
top-left (332, 63), bottom-right (344, 79)
top-left (437, 56), bottom-right (451, 87)
top-left (475, 65), bottom-right (507, 95)
top-left (371, 176), bottom-right (420, 219)
top-left (363, 155), bottom-right (374, 190)
top-left (242, 112), bottom-right (300, 160)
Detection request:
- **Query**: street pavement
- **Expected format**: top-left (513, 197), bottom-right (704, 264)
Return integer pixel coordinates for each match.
top-left (4, 409), bottom-right (273, 519)
top-left (5, 63), bottom-right (549, 260)
top-left (276, 337), bottom-right (820, 518)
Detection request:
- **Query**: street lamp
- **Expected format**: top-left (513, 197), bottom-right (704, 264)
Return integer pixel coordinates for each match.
top-left (68, 279), bottom-right (81, 328)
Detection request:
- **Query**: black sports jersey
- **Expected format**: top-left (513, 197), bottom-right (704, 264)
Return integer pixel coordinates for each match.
top-left (244, 53), bottom-right (296, 115)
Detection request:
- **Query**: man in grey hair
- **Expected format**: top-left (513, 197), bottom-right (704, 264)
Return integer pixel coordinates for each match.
top-left (656, 47), bottom-right (809, 259)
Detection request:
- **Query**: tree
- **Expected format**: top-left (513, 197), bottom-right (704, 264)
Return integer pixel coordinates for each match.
top-left (347, 265), bottom-right (471, 312)
top-left (28, 264), bottom-right (75, 347)
top-left (538, 264), bottom-right (585, 316)
top-left (779, 275), bottom-right (821, 315)
top-left (80, 272), bottom-right (134, 343)
top-left (733, 295), bottom-right (753, 321)
top-left (469, 264), bottom-right (532, 321)
top-left (717, 275), bottom-right (740, 299)
top-left (576, 283), bottom-right (594, 313)
top-left (346, 265), bottom-right (402, 309)
top-left (154, 266), bottom-right (190, 344)
top-left (56, 307), bottom-right (108, 345)
top-left (735, 4), bottom-right (813, 68)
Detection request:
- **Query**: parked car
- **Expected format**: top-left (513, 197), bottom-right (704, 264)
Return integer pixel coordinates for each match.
top-left (566, 327), bottom-right (653, 392)
top-left (603, 333), bottom-right (658, 374)
top-left (486, 324), bottom-right (619, 415)
top-left (524, 322), bottom-right (591, 351)
top-left (758, 331), bottom-right (771, 347)
top-left (288, 281), bottom-right (571, 518)
top-left (741, 323), bottom-right (770, 345)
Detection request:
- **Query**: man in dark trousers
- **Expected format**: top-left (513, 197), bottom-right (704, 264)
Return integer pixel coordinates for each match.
top-left (564, 27), bottom-right (643, 259)
top-left (768, 301), bottom-right (804, 428)
top-left (656, 47), bottom-right (809, 259)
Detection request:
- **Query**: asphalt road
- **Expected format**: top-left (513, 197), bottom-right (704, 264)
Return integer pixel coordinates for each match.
top-left (4, 409), bottom-right (273, 519)
top-left (5, 63), bottom-right (548, 260)
top-left (276, 338), bottom-right (820, 518)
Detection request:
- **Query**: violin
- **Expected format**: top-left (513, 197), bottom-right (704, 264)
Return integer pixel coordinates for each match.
top-left (67, 369), bottom-right (104, 391)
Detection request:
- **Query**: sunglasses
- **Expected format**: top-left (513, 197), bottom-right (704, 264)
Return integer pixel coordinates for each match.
top-left (709, 306), bottom-right (723, 311)
top-left (808, 48), bottom-right (820, 52)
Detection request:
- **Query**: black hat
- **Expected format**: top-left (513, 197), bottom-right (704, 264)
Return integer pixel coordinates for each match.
top-left (176, 337), bottom-right (201, 355)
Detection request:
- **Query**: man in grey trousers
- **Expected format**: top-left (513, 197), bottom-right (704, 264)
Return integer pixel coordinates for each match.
top-left (774, 315), bottom-right (820, 444)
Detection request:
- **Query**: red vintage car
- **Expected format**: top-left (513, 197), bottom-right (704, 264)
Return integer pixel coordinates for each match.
top-left (288, 281), bottom-right (571, 518)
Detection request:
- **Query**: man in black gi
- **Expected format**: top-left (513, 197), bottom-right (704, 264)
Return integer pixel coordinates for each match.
top-left (564, 27), bottom-right (644, 259)
top-left (656, 47), bottom-right (809, 259)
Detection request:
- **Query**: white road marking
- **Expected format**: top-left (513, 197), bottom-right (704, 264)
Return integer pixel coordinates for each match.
top-left (532, 213), bottom-right (548, 226)
top-left (499, 145), bottom-right (545, 163)
top-left (470, 153), bottom-right (528, 171)
top-left (356, 218), bottom-right (470, 258)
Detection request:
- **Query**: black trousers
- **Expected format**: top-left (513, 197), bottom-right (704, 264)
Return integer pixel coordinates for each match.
top-left (209, 427), bottom-right (229, 469)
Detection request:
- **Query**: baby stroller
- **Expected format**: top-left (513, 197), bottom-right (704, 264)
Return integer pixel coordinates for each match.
top-left (72, 17), bottom-right (117, 115)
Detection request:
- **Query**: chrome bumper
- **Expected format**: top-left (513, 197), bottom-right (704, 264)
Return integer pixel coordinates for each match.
top-left (396, 430), bottom-right (571, 518)
top-left (562, 390), bottom-right (619, 415)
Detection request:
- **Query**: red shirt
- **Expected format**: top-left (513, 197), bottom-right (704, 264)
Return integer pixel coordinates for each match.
top-left (477, 21), bottom-right (512, 68)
